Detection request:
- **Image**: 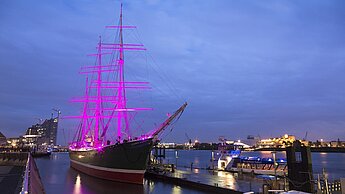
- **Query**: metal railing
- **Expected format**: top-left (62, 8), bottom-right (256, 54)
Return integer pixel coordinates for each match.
top-left (20, 153), bottom-right (30, 194)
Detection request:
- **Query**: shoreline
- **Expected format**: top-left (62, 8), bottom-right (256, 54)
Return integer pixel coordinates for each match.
top-left (249, 147), bottom-right (345, 153)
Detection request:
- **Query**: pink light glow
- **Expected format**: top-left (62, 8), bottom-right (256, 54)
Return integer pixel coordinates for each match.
top-left (87, 52), bottom-right (112, 56)
top-left (70, 4), bottom-right (159, 149)
top-left (88, 108), bottom-right (153, 111)
top-left (97, 46), bottom-right (147, 51)
top-left (71, 96), bottom-right (119, 100)
top-left (80, 77), bottom-right (90, 145)
top-left (91, 81), bottom-right (150, 85)
top-left (101, 43), bottom-right (144, 47)
top-left (79, 69), bottom-right (116, 74)
top-left (63, 115), bottom-right (122, 119)
top-left (105, 25), bottom-right (136, 29)
top-left (81, 65), bottom-right (118, 69)
top-left (88, 86), bottom-right (151, 89)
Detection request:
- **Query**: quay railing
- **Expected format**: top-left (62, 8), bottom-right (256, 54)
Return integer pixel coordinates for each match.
top-left (20, 153), bottom-right (45, 194)
top-left (21, 153), bottom-right (30, 194)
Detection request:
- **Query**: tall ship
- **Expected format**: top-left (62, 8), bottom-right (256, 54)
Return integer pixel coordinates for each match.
top-left (66, 4), bottom-right (187, 184)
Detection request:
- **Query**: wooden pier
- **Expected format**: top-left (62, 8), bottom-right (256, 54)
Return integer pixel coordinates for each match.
top-left (145, 170), bottom-right (243, 194)
top-left (144, 163), bottom-right (275, 193)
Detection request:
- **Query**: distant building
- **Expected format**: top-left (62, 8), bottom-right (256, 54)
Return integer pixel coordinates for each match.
top-left (22, 117), bottom-right (58, 146)
top-left (41, 117), bottom-right (58, 145)
top-left (242, 135), bottom-right (260, 147)
top-left (0, 132), bottom-right (6, 146)
top-left (158, 142), bottom-right (176, 149)
top-left (22, 124), bottom-right (41, 147)
top-left (7, 137), bottom-right (22, 147)
top-left (256, 134), bottom-right (296, 148)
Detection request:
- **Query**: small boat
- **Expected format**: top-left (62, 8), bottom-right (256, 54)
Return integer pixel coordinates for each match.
top-left (227, 156), bottom-right (287, 176)
top-left (214, 138), bottom-right (287, 176)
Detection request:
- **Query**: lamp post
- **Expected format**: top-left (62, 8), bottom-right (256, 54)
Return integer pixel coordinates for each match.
top-left (272, 151), bottom-right (278, 188)
top-left (175, 150), bottom-right (179, 169)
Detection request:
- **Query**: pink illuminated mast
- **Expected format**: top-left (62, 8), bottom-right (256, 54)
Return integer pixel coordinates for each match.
top-left (116, 4), bottom-right (129, 140)
top-left (68, 4), bottom-right (151, 148)
top-left (66, 4), bottom-right (187, 149)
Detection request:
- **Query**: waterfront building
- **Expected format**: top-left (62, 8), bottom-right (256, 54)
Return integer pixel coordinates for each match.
top-left (158, 142), bottom-right (177, 149)
top-left (242, 135), bottom-right (260, 147)
top-left (330, 140), bottom-right (345, 147)
top-left (0, 132), bottom-right (6, 146)
top-left (311, 139), bottom-right (345, 148)
top-left (6, 137), bottom-right (22, 147)
top-left (21, 117), bottom-right (58, 147)
top-left (22, 124), bottom-right (41, 147)
top-left (41, 117), bottom-right (58, 145)
top-left (256, 134), bottom-right (296, 148)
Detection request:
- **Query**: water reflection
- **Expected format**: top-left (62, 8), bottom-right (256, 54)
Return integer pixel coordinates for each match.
top-left (172, 185), bottom-right (182, 194)
top-left (35, 151), bottom-right (345, 194)
top-left (216, 171), bottom-right (237, 190)
top-left (144, 179), bottom-right (155, 193)
top-left (193, 168), bottom-right (199, 173)
top-left (73, 175), bottom-right (81, 194)
top-left (66, 167), bottom-right (144, 194)
top-left (35, 153), bottom-right (210, 194)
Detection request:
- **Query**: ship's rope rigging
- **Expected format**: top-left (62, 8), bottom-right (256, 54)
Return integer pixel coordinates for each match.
top-left (155, 104), bottom-right (186, 142)
top-left (72, 9), bottom-right (187, 146)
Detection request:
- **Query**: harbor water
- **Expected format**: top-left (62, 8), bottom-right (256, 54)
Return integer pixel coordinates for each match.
top-left (161, 150), bottom-right (345, 180)
top-left (35, 153), bottom-right (209, 194)
top-left (35, 151), bottom-right (345, 194)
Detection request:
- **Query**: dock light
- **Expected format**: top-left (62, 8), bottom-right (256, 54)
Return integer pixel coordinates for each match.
top-left (78, 155), bottom-right (85, 159)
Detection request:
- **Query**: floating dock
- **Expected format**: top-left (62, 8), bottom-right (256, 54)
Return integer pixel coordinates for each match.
top-left (145, 164), bottom-right (279, 193)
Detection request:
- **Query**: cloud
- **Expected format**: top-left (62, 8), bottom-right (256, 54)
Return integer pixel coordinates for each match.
top-left (0, 0), bottom-right (344, 143)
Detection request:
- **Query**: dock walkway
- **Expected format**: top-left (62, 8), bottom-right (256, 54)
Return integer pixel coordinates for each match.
top-left (0, 152), bottom-right (45, 194)
top-left (146, 166), bottom-right (269, 193)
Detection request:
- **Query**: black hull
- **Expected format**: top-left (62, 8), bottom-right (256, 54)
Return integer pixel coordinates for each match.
top-left (69, 138), bottom-right (154, 184)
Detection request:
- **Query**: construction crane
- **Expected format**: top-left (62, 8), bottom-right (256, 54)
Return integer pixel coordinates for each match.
top-left (185, 133), bottom-right (192, 145)
top-left (52, 108), bottom-right (61, 119)
top-left (303, 131), bottom-right (308, 141)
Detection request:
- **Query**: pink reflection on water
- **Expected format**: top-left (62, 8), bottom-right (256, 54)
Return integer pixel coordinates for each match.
top-left (73, 174), bottom-right (82, 194)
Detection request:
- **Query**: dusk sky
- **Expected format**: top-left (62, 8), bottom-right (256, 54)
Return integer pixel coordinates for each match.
top-left (1, 0), bottom-right (345, 145)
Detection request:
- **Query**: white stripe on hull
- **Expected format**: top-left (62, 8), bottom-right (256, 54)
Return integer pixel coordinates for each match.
top-left (70, 159), bottom-right (146, 174)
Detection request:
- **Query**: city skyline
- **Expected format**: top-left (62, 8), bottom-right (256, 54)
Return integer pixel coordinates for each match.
top-left (1, 0), bottom-right (345, 144)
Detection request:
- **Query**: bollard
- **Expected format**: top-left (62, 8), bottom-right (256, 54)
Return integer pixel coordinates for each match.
top-left (171, 164), bottom-right (175, 173)
top-left (263, 184), bottom-right (269, 194)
